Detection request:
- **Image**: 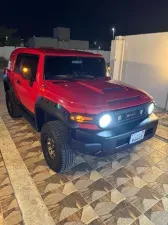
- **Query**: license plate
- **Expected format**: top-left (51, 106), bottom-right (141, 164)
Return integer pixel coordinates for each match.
top-left (129, 130), bottom-right (145, 144)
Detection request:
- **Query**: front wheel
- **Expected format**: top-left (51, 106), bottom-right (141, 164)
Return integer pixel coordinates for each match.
top-left (41, 121), bottom-right (75, 173)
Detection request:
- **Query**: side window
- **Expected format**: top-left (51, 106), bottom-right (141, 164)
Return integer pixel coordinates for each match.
top-left (14, 54), bottom-right (22, 73)
top-left (14, 53), bottom-right (39, 81)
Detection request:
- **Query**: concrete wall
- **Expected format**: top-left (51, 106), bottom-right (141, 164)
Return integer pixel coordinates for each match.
top-left (27, 37), bottom-right (58, 48)
top-left (69, 40), bottom-right (89, 50)
top-left (111, 33), bottom-right (168, 110)
top-left (27, 37), bottom-right (89, 50)
top-left (0, 46), bottom-right (110, 64)
top-left (0, 46), bottom-right (16, 60)
top-left (58, 41), bottom-right (70, 49)
top-left (53, 27), bottom-right (70, 40)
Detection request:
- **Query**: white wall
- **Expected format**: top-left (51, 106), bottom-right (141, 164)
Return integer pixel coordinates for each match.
top-left (53, 27), bottom-right (70, 40)
top-left (111, 33), bottom-right (168, 110)
top-left (0, 46), bottom-right (16, 60)
top-left (70, 40), bottom-right (89, 50)
top-left (33, 37), bottom-right (58, 48)
top-left (58, 41), bottom-right (70, 49)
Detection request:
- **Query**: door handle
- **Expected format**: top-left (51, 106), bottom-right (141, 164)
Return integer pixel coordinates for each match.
top-left (16, 80), bottom-right (21, 85)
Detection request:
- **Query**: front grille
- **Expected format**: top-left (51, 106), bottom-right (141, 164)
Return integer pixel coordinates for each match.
top-left (111, 103), bottom-right (149, 125)
top-left (115, 108), bottom-right (146, 123)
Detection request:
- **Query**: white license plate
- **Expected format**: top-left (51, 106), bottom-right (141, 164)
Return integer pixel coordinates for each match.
top-left (129, 130), bottom-right (146, 144)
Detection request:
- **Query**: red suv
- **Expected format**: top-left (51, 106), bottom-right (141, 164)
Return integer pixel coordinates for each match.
top-left (3, 48), bottom-right (158, 173)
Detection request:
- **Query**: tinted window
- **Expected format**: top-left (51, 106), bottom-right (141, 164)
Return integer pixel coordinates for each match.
top-left (14, 53), bottom-right (39, 80)
top-left (44, 56), bottom-right (106, 80)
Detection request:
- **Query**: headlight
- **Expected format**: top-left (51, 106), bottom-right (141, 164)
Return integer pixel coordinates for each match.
top-left (99, 114), bottom-right (112, 128)
top-left (148, 103), bottom-right (155, 115)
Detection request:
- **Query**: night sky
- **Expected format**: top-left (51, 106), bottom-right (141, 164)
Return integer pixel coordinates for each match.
top-left (1, 1), bottom-right (168, 42)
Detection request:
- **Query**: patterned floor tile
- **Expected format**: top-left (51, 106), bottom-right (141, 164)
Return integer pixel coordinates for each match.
top-left (117, 176), bottom-right (147, 199)
top-left (0, 156), bottom-right (4, 167)
top-left (0, 165), bottom-right (7, 175)
top-left (114, 152), bottom-right (140, 167)
top-left (66, 162), bottom-right (93, 180)
top-left (155, 111), bottom-right (168, 127)
top-left (11, 128), bottom-right (34, 139)
top-left (138, 166), bottom-right (164, 184)
top-left (146, 137), bottom-right (167, 151)
top-left (3, 207), bottom-right (22, 225)
top-left (97, 152), bottom-right (139, 179)
top-left (20, 146), bottom-right (42, 160)
top-left (143, 151), bottom-right (167, 166)
top-left (133, 144), bottom-right (154, 157)
top-left (142, 137), bottom-right (158, 146)
top-left (14, 135), bottom-right (39, 148)
top-left (0, 184), bottom-right (14, 201)
top-left (111, 150), bottom-right (129, 161)
top-left (32, 169), bottom-right (69, 194)
top-left (147, 172), bottom-right (168, 198)
top-left (17, 144), bottom-right (40, 154)
top-left (91, 190), bottom-right (140, 225)
top-left (120, 183), bottom-right (160, 213)
top-left (131, 214), bottom-right (154, 225)
top-left (81, 154), bottom-right (111, 169)
top-left (145, 197), bottom-right (168, 225)
top-left (157, 156), bottom-right (168, 172)
top-left (158, 143), bottom-right (168, 156)
top-left (156, 124), bottom-right (168, 140)
top-left (96, 163), bottom-right (115, 177)
top-left (1, 193), bottom-right (18, 212)
top-left (126, 148), bottom-right (144, 161)
top-left (74, 154), bottom-right (86, 164)
top-left (0, 172), bottom-right (10, 186)
top-left (104, 167), bottom-right (134, 188)
top-left (42, 182), bottom-right (87, 223)
top-left (56, 205), bottom-right (102, 225)
top-left (72, 171), bottom-right (113, 203)
top-left (127, 157), bottom-right (157, 176)
top-left (24, 156), bottom-right (48, 174)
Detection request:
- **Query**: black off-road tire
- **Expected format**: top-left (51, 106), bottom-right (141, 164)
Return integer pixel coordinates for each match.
top-left (41, 121), bottom-right (75, 173)
top-left (6, 90), bottom-right (21, 118)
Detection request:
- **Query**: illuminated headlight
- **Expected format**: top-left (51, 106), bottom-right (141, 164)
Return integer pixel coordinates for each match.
top-left (99, 114), bottom-right (112, 128)
top-left (148, 103), bottom-right (155, 115)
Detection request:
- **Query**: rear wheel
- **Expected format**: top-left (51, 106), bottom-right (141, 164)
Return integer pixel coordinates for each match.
top-left (41, 121), bottom-right (75, 173)
top-left (6, 90), bottom-right (21, 118)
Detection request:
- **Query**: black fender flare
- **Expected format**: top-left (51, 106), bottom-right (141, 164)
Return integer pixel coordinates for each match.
top-left (3, 74), bottom-right (13, 92)
top-left (34, 97), bottom-right (79, 131)
top-left (3, 74), bottom-right (20, 104)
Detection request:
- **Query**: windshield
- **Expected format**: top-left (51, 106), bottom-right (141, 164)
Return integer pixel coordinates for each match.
top-left (44, 56), bottom-right (106, 80)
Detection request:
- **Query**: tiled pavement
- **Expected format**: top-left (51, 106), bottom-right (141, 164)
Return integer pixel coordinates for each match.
top-left (0, 149), bottom-right (23, 225)
top-left (0, 77), bottom-right (168, 224)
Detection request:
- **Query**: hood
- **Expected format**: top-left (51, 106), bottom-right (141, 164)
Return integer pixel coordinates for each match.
top-left (45, 78), bottom-right (152, 112)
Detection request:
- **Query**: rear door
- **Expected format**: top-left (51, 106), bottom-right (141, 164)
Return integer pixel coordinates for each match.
top-left (13, 53), bottom-right (39, 113)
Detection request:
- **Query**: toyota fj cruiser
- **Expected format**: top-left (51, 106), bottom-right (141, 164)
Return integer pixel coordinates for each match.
top-left (3, 48), bottom-right (158, 173)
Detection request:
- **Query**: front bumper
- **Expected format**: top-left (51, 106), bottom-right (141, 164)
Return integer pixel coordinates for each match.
top-left (71, 113), bottom-right (158, 154)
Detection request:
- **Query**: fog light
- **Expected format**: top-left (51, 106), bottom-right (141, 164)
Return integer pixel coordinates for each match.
top-left (99, 114), bottom-right (112, 128)
top-left (148, 103), bottom-right (155, 115)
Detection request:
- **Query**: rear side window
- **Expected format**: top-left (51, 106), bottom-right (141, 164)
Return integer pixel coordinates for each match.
top-left (14, 53), bottom-right (39, 80)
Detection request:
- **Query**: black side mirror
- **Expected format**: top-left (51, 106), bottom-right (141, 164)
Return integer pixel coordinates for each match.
top-left (21, 66), bottom-right (32, 80)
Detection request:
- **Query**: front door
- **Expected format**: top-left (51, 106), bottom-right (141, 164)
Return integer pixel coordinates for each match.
top-left (13, 53), bottom-right (39, 113)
